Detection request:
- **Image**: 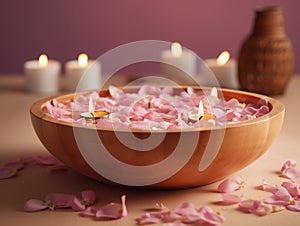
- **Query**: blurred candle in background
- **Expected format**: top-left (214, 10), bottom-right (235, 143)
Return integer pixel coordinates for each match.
top-left (205, 51), bottom-right (239, 89)
top-left (24, 54), bottom-right (61, 94)
top-left (161, 42), bottom-right (196, 85)
top-left (65, 53), bottom-right (101, 91)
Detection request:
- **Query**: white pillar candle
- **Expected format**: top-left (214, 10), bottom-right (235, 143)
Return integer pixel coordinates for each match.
top-left (205, 51), bottom-right (239, 89)
top-left (161, 42), bottom-right (196, 84)
top-left (24, 54), bottom-right (61, 94)
top-left (65, 53), bottom-right (101, 92)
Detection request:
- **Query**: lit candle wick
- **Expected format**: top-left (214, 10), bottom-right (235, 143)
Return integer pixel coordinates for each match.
top-left (80, 97), bottom-right (109, 120)
top-left (216, 51), bottom-right (230, 65)
top-left (197, 100), bottom-right (215, 121)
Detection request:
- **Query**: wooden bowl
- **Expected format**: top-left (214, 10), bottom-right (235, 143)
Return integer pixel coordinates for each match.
top-left (30, 87), bottom-right (284, 189)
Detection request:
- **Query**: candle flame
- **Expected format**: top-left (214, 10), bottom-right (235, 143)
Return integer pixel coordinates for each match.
top-left (210, 87), bottom-right (218, 97)
top-left (197, 100), bottom-right (204, 120)
top-left (216, 51), bottom-right (230, 65)
top-left (78, 53), bottom-right (88, 67)
top-left (171, 42), bottom-right (182, 57)
top-left (38, 54), bottom-right (48, 67)
top-left (88, 96), bottom-right (94, 113)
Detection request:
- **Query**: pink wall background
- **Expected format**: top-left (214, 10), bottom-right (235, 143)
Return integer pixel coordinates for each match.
top-left (0, 0), bottom-right (299, 74)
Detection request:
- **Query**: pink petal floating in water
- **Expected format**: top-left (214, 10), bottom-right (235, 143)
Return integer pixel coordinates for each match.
top-left (23, 199), bottom-right (48, 212)
top-left (254, 105), bottom-right (270, 117)
top-left (109, 85), bottom-right (124, 99)
top-left (138, 85), bottom-right (161, 96)
top-left (96, 195), bottom-right (127, 219)
top-left (221, 193), bottom-right (241, 205)
top-left (217, 176), bottom-right (244, 193)
top-left (0, 167), bottom-right (18, 179)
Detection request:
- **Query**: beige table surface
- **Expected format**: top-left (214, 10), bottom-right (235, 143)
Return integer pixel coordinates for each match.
top-left (1, 75), bottom-right (300, 226)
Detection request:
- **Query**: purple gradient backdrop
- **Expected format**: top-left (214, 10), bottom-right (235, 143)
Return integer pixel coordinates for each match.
top-left (0, 0), bottom-right (299, 74)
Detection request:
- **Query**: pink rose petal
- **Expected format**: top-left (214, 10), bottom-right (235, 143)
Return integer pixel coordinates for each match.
top-left (173, 202), bottom-right (201, 222)
top-left (217, 176), bottom-right (244, 193)
top-left (239, 199), bottom-right (272, 216)
top-left (281, 181), bottom-right (300, 200)
top-left (81, 190), bottom-right (96, 206)
top-left (23, 199), bottom-right (48, 212)
top-left (264, 186), bottom-right (293, 206)
top-left (136, 212), bottom-right (165, 225)
top-left (3, 160), bottom-right (24, 170)
top-left (280, 159), bottom-right (297, 174)
top-left (261, 179), bottom-right (278, 193)
top-left (80, 206), bottom-right (98, 217)
top-left (221, 193), bottom-right (241, 205)
top-left (0, 167), bottom-right (18, 179)
top-left (33, 156), bottom-right (60, 166)
top-left (196, 206), bottom-right (225, 225)
top-left (45, 193), bottom-right (76, 209)
top-left (70, 197), bottom-right (86, 211)
top-left (286, 200), bottom-right (300, 212)
top-left (96, 195), bottom-right (127, 219)
top-left (283, 167), bottom-right (300, 179)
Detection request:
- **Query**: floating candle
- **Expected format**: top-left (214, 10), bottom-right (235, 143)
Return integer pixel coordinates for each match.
top-left (188, 100), bottom-right (215, 123)
top-left (80, 97), bottom-right (109, 119)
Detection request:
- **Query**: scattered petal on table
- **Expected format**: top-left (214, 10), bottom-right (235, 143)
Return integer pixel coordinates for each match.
top-left (261, 179), bottom-right (278, 193)
top-left (264, 186), bottom-right (293, 206)
top-left (23, 199), bottom-right (48, 212)
top-left (80, 206), bottom-right (97, 217)
top-left (286, 201), bottom-right (300, 212)
top-left (33, 156), bottom-right (60, 166)
top-left (281, 181), bottom-right (300, 200)
top-left (45, 193), bottom-right (76, 209)
top-left (81, 189), bottom-right (96, 206)
top-left (283, 167), bottom-right (300, 180)
top-left (70, 197), bottom-right (86, 211)
top-left (196, 206), bottom-right (225, 225)
top-left (280, 159), bottom-right (297, 174)
top-left (217, 176), bottom-right (244, 193)
top-left (3, 160), bottom-right (24, 170)
top-left (221, 193), bottom-right (241, 205)
top-left (96, 195), bottom-right (127, 219)
top-left (0, 167), bottom-right (18, 179)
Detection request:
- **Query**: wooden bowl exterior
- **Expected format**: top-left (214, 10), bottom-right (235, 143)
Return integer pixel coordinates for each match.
top-left (30, 88), bottom-right (285, 189)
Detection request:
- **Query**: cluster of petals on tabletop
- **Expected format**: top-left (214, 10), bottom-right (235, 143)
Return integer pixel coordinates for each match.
top-left (0, 156), bottom-right (67, 180)
top-left (136, 202), bottom-right (225, 226)
top-left (44, 85), bottom-right (270, 130)
top-left (217, 160), bottom-right (300, 216)
top-left (2, 155), bottom-right (300, 224)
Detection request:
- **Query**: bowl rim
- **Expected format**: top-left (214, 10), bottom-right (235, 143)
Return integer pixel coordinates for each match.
top-left (30, 86), bottom-right (285, 133)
